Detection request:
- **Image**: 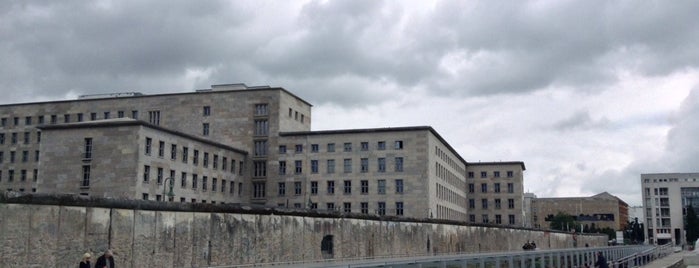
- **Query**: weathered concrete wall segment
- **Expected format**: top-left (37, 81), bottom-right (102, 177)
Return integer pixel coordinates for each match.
top-left (0, 202), bottom-right (606, 267)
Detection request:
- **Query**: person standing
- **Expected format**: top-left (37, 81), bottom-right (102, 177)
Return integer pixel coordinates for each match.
top-left (79, 252), bottom-right (92, 268)
top-left (95, 249), bottom-right (115, 268)
top-left (594, 252), bottom-right (609, 268)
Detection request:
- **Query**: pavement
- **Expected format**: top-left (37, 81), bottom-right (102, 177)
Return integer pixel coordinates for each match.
top-left (642, 252), bottom-right (687, 268)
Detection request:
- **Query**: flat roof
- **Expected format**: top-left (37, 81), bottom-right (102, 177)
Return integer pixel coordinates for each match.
top-left (37, 118), bottom-right (248, 155)
top-left (467, 161), bottom-right (526, 170)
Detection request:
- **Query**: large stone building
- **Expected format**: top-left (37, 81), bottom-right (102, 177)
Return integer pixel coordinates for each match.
top-left (530, 192), bottom-right (629, 232)
top-left (0, 83), bottom-right (525, 224)
top-left (641, 172), bottom-right (699, 246)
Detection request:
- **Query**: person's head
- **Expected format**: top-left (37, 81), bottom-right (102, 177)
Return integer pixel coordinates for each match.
top-left (82, 253), bottom-right (91, 262)
top-left (105, 249), bottom-right (113, 258)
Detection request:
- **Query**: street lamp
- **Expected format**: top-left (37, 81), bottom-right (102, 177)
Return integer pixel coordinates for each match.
top-left (163, 177), bottom-right (175, 202)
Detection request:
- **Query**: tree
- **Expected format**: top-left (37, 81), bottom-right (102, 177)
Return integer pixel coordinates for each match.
top-left (549, 212), bottom-right (578, 231)
top-left (686, 205), bottom-right (699, 245)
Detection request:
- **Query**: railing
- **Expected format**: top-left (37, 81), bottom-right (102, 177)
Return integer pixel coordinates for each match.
top-left (208, 244), bottom-right (674, 268)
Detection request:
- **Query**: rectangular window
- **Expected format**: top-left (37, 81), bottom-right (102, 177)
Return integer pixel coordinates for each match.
top-left (396, 202), bottom-right (404, 216)
top-left (343, 180), bottom-right (352, 194)
top-left (468, 199), bottom-right (475, 209)
top-left (84, 138), bottom-right (93, 159)
top-left (117, 111), bottom-right (124, 118)
top-left (327, 159), bottom-right (335, 173)
top-left (0, 152), bottom-right (3, 163)
top-left (360, 158), bottom-right (369, 173)
top-left (1, 118), bottom-right (6, 127)
top-left (254, 161), bottom-right (266, 177)
top-left (395, 157), bottom-right (404, 172)
top-left (482, 199), bottom-right (488, 209)
top-left (295, 144), bottom-right (303, 153)
top-left (104, 112), bottom-right (110, 119)
top-left (230, 181), bottom-right (235, 194)
top-left (395, 179), bottom-right (404, 193)
top-left (21, 151), bottom-right (28, 162)
top-left (36, 132), bottom-right (41, 143)
top-left (481, 171), bottom-right (487, 178)
top-left (482, 214), bottom-right (489, 224)
top-left (279, 145), bottom-right (287, 154)
top-left (508, 199), bottom-right (515, 209)
top-left (182, 147), bottom-right (188, 163)
top-left (507, 171), bottom-right (514, 177)
top-left (90, 113), bottom-right (97, 120)
top-left (278, 182), bottom-right (286, 196)
top-left (311, 160), bottom-right (319, 173)
top-left (148, 110), bottom-right (160, 125)
top-left (311, 144), bottom-right (319, 152)
top-left (254, 140), bottom-right (268, 156)
top-left (327, 143), bottom-right (335, 152)
top-left (509, 215), bottom-right (515, 225)
top-left (181, 172), bottom-right (187, 188)
top-left (378, 158), bottom-right (386, 172)
top-left (361, 180), bottom-right (369, 194)
top-left (469, 214), bottom-right (476, 223)
top-left (64, 114), bottom-right (70, 123)
top-left (508, 183), bottom-right (514, 193)
top-left (278, 161), bottom-right (286, 175)
top-left (326, 203), bottom-right (335, 211)
top-left (361, 202), bottom-right (369, 214)
top-left (203, 106), bottom-right (211, 116)
top-left (24, 132), bottom-right (30, 144)
top-left (343, 202), bottom-right (352, 213)
top-left (171, 144), bottom-right (177, 160)
top-left (343, 142), bottom-right (352, 152)
top-left (468, 183), bottom-right (475, 193)
top-left (132, 110), bottom-right (138, 119)
top-left (494, 171), bottom-right (501, 177)
top-left (143, 165), bottom-right (150, 182)
top-left (10, 151), bottom-right (15, 163)
top-left (143, 193), bottom-right (149, 200)
top-left (0, 133), bottom-right (4, 144)
top-left (213, 155), bottom-right (218, 169)
top-left (327, 181), bottom-right (335, 194)
top-left (378, 202), bottom-right (386, 215)
top-left (495, 199), bottom-right (502, 209)
top-left (33, 169), bottom-right (38, 182)
top-left (25, 116), bottom-right (32, 125)
top-left (494, 183), bottom-right (501, 193)
top-left (203, 152), bottom-right (209, 167)
top-left (343, 158), bottom-right (352, 173)
top-left (37, 116), bottom-right (44, 124)
top-left (212, 178), bottom-right (217, 192)
top-left (193, 150), bottom-right (199, 165)
top-left (481, 183), bottom-right (487, 193)
top-left (377, 141), bottom-right (386, 150)
top-left (77, 113), bottom-right (83, 122)
top-left (202, 176), bottom-right (208, 191)
top-left (254, 120), bottom-right (268, 136)
top-left (8, 169), bottom-right (14, 182)
top-left (221, 179), bottom-right (226, 192)
top-left (394, 140), bottom-right (403, 149)
top-left (294, 182), bottom-right (302, 195)
top-left (378, 179), bottom-right (386, 194)
top-left (496, 215), bottom-right (502, 224)
top-left (192, 174), bottom-right (198, 189)
top-left (51, 115), bottom-right (57, 124)
top-left (157, 168), bottom-right (163, 184)
top-left (202, 123), bottom-right (210, 136)
top-left (254, 104), bottom-right (268, 116)
top-left (253, 182), bottom-right (265, 198)
top-left (311, 181), bottom-right (318, 195)
top-left (361, 142), bottom-right (369, 151)
top-left (158, 141), bottom-right (164, 157)
top-left (295, 160), bottom-right (302, 174)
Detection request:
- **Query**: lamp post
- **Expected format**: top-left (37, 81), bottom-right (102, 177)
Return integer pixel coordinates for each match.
top-left (163, 177), bottom-right (175, 202)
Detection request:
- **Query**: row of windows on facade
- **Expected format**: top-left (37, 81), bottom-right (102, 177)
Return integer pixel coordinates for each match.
top-left (274, 157), bottom-right (405, 176)
top-left (0, 110), bottom-right (164, 127)
top-left (141, 193), bottom-right (234, 204)
top-left (249, 178), bottom-right (405, 199)
top-left (468, 198), bottom-right (518, 210)
top-left (469, 214), bottom-right (517, 225)
top-left (140, 165), bottom-right (243, 195)
top-left (254, 103), bottom-right (307, 124)
top-left (435, 146), bottom-right (465, 175)
top-left (0, 168), bottom-right (39, 183)
top-left (143, 137), bottom-right (243, 175)
top-left (0, 132), bottom-right (41, 145)
top-left (0, 150), bottom-right (40, 164)
top-left (299, 201), bottom-right (405, 216)
top-left (468, 170), bottom-right (515, 179)
top-left (468, 182), bottom-right (516, 194)
top-left (278, 140), bottom-right (404, 154)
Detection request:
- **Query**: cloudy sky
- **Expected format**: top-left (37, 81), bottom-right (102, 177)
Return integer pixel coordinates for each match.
top-left (3, 0), bottom-right (699, 205)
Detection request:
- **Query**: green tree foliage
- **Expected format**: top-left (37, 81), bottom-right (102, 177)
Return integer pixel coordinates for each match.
top-left (549, 212), bottom-right (578, 231)
top-left (686, 205), bottom-right (699, 245)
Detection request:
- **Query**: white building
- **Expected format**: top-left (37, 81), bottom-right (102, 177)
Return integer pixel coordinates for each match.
top-left (641, 172), bottom-right (699, 245)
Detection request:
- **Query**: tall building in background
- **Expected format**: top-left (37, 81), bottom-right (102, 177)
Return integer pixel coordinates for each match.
top-left (0, 83), bottom-right (526, 225)
top-left (641, 173), bottom-right (699, 246)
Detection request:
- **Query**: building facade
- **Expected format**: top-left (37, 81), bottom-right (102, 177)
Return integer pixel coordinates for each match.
top-left (641, 172), bottom-right (699, 246)
top-left (0, 83), bottom-right (526, 224)
top-left (530, 192), bottom-right (629, 232)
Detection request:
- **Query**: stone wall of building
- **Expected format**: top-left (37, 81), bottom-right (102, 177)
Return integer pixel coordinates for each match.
top-left (0, 193), bottom-right (607, 267)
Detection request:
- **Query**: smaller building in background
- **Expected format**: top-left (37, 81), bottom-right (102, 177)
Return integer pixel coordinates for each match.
top-left (530, 192), bottom-right (629, 232)
top-left (641, 172), bottom-right (699, 246)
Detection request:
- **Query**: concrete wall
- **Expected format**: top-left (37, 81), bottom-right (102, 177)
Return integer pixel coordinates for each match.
top-left (0, 193), bottom-right (607, 268)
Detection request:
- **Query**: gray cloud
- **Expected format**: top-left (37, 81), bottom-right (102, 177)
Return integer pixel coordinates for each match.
top-left (553, 111), bottom-right (610, 131)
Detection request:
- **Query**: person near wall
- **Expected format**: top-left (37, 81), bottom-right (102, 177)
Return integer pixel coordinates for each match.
top-left (95, 249), bottom-right (115, 268)
top-left (594, 252), bottom-right (609, 268)
top-left (79, 252), bottom-right (92, 268)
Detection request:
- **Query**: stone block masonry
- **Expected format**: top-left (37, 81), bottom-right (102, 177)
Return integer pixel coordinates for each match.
top-left (0, 192), bottom-right (607, 267)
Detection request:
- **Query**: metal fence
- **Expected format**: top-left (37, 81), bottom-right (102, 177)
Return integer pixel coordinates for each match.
top-left (211, 244), bottom-right (676, 268)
